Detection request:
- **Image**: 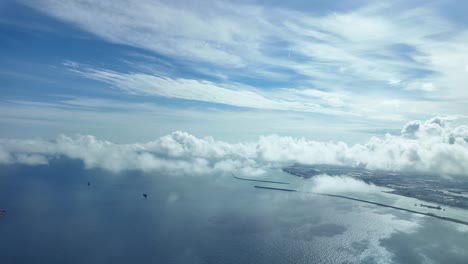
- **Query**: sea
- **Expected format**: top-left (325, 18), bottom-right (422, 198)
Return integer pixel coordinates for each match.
top-left (0, 158), bottom-right (467, 263)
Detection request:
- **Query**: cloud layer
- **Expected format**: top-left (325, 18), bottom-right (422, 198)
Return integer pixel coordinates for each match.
top-left (304, 175), bottom-right (381, 194)
top-left (23, 0), bottom-right (468, 93)
top-left (67, 65), bottom-right (345, 115)
top-left (18, 0), bottom-right (468, 120)
top-left (1, 116), bottom-right (467, 177)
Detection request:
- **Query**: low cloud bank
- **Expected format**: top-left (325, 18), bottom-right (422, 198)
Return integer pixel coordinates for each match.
top-left (1, 116), bottom-right (467, 177)
top-left (304, 175), bottom-right (381, 193)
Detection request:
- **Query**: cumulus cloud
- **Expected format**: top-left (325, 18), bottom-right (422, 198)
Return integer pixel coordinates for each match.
top-left (303, 175), bottom-right (381, 194)
top-left (1, 116), bottom-right (468, 177)
top-left (401, 120), bottom-right (421, 138)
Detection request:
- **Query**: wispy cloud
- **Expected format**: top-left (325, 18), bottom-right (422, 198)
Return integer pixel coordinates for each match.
top-left (17, 0), bottom-right (468, 120)
top-left (66, 63), bottom-right (352, 115)
top-left (20, 1), bottom-right (465, 87)
top-left (65, 62), bottom-right (468, 122)
top-left (2, 97), bottom-right (389, 143)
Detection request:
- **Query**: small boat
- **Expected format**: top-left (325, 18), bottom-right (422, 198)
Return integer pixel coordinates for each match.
top-left (0, 210), bottom-right (6, 217)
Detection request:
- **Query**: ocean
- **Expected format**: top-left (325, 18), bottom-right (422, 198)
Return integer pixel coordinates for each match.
top-left (0, 159), bottom-right (467, 263)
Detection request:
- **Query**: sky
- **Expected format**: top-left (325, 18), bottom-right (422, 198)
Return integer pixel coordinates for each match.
top-left (1, 0), bottom-right (468, 177)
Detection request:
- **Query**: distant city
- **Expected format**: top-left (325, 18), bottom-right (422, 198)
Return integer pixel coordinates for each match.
top-left (283, 165), bottom-right (468, 210)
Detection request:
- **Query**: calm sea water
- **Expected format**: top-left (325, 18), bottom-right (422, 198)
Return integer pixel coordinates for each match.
top-left (1, 159), bottom-right (467, 263)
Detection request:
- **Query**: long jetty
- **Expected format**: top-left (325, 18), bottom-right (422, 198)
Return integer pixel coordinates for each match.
top-left (232, 173), bottom-right (290, 185)
top-left (254, 185), bottom-right (468, 226)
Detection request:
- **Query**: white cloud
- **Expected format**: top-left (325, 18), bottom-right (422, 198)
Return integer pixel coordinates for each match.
top-left (0, 146), bottom-right (12, 164)
top-left (66, 63), bottom-right (452, 122)
top-left (0, 142), bottom-right (48, 166)
top-left (15, 153), bottom-right (48, 165)
top-left (285, 89), bottom-right (346, 108)
top-left (0, 97), bottom-right (389, 144)
top-left (22, 0), bottom-right (263, 67)
top-left (423, 83), bottom-right (435, 91)
top-left (303, 175), bottom-right (381, 194)
top-left (1, 116), bottom-right (468, 177)
top-left (22, 0), bottom-right (468, 102)
top-left (8, 0), bottom-right (466, 126)
top-left (401, 120), bottom-right (421, 138)
top-left (67, 65), bottom-right (350, 115)
top-left (167, 192), bottom-right (179, 203)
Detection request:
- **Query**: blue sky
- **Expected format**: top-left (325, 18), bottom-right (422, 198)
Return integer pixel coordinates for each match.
top-left (1, 0), bottom-right (468, 143)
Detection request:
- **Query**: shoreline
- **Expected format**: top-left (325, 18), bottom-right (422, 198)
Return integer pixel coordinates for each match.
top-left (254, 185), bottom-right (468, 226)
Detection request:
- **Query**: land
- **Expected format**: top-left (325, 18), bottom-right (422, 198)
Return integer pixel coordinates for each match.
top-left (283, 164), bottom-right (468, 210)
